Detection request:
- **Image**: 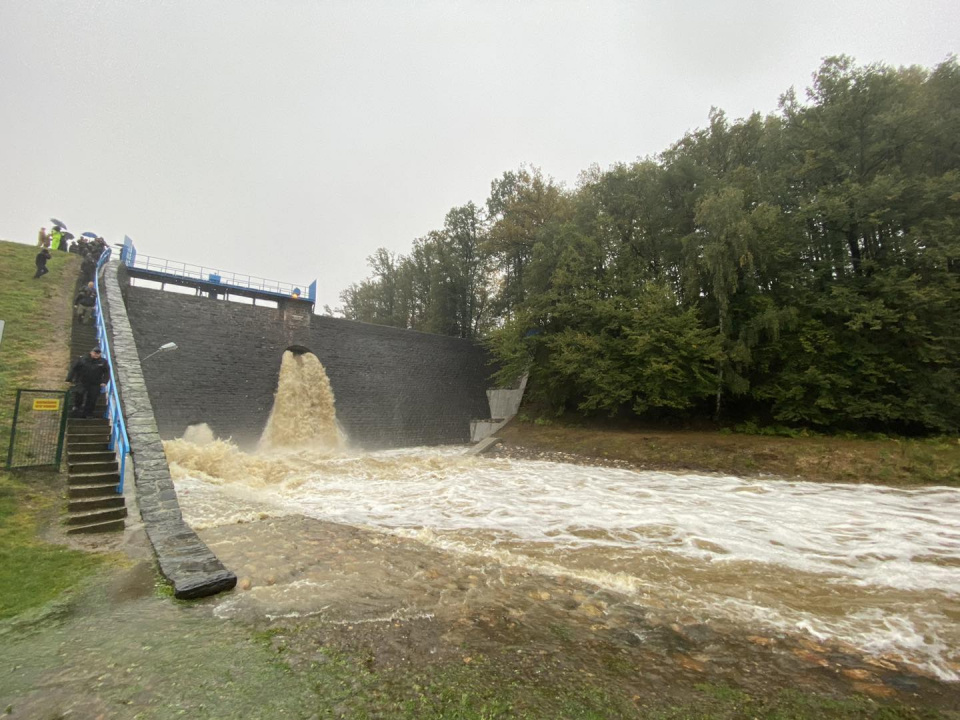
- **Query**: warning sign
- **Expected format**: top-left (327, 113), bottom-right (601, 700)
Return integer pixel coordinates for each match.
top-left (32, 399), bottom-right (61, 411)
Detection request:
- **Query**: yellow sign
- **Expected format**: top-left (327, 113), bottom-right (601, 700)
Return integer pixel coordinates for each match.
top-left (32, 399), bottom-right (61, 412)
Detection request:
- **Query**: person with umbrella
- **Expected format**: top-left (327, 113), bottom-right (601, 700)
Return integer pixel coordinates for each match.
top-left (48, 219), bottom-right (67, 251)
top-left (58, 231), bottom-right (74, 252)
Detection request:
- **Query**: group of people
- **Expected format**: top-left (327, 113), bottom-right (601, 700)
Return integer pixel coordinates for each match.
top-left (34, 224), bottom-right (108, 282)
top-left (33, 221), bottom-right (112, 417)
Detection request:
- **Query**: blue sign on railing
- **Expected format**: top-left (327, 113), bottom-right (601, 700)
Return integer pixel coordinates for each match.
top-left (120, 236), bottom-right (136, 267)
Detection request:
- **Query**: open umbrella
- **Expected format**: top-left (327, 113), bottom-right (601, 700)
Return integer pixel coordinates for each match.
top-left (60, 232), bottom-right (75, 241)
top-left (81, 232), bottom-right (98, 239)
top-left (50, 218), bottom-right (66, 228)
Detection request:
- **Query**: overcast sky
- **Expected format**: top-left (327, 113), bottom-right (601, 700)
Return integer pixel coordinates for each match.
top-left (1, 1), bottom-right (956, 311)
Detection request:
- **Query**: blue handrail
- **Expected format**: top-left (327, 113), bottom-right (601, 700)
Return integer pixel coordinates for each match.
top-left (92, 249), bottom-right (131, 494)
top-left (123, 248), bottom-right (316, 301)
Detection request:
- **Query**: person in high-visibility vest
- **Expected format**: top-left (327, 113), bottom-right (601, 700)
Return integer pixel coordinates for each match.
top-left (50, 227), bottom-right (62, 251)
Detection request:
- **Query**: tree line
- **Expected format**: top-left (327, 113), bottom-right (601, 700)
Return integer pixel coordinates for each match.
top-left (337, 56), bottom-right (960, 434)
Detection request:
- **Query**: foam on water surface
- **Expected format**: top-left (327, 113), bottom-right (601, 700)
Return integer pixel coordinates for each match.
top-left (168, 441), bottom-right (960, 681)
top-left (164, 353), bottom-right (960, 681)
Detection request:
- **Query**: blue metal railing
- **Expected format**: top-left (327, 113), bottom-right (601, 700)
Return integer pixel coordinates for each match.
top-left (120, 238), bottom-right (316, 302)
top-left (93, 249), bottom-right (131, 494)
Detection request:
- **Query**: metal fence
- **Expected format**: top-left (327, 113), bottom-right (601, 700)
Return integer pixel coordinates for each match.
top-left (5, 389), bottom-right (70, 469)
top-left (120, 236), bottom-right (317, 302)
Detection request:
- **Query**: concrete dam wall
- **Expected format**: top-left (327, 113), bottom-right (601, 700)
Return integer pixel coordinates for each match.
top-left (118, 267), bottom-right (494, 448)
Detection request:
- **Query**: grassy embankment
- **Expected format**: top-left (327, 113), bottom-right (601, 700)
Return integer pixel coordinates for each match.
top-left (0, 239), bottom-right (104, 619)
top-left (499, 415), bottom-right (960, 486)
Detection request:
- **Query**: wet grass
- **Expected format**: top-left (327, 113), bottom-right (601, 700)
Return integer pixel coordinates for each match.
top-left (500, 418), bottom-right (960, 487)
top-left (0, 471), bottom-right (104, 620)
top-left (0, 240), bottom-right (102, 621)
top-left (0, 240), bottom-right (79, 432)
top-left (3, 597), bottom-right (954, 720)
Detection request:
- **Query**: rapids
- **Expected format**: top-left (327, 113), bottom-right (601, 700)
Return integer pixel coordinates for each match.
top-left (165, 438), bottom-right (960, 683)
top-left (162, 351), bottom-right (960, 682)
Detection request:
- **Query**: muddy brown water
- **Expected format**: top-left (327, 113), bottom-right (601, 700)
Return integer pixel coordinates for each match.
top-left (164, 434), bottom-right (960, 694)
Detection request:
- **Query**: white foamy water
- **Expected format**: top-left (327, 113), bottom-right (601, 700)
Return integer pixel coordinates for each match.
top-left (168, 442), bottom-right (960, 681)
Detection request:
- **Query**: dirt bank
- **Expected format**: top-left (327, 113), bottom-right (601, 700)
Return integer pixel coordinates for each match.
top-left (493, 420), bottom-right (960, 486)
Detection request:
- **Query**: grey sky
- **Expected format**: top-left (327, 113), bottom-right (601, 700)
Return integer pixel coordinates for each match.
top-left (1, 1), bottom-right (956, 311)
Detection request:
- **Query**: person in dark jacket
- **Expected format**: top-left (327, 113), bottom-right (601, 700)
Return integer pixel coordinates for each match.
top-left (80, 253), bottom-right (96, 284)
top-left (66, 347), bottom-right (110, 418)
top-left (34, 248), bottom-right (51, 278)
top-left (74, 282), bottom-right (97, 324)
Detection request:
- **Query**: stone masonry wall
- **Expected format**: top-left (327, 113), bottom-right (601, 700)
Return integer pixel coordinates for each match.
top-left (119, 268), bottom-right (495, 449)
top-left (103, 260), bottom-right (236, 598)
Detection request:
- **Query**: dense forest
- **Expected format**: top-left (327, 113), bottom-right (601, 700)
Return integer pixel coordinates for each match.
top-left (337, 57), bottom-right (960, 434)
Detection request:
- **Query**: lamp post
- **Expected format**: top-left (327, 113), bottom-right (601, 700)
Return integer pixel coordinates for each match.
top-left (142, 342), bottom-right (178, 362)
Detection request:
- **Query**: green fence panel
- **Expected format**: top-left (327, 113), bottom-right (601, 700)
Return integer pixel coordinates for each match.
top-left (5, 389), bottom-right (70, 469)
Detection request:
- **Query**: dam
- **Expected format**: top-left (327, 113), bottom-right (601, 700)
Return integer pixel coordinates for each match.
top-left (118, 263), bottom-right (493, 449)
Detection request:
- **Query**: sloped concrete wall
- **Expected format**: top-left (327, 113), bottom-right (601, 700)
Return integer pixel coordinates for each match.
top-left (119, 267), bottom-right (494, 449)
top-left (103, 260), bottom-right (236, 598)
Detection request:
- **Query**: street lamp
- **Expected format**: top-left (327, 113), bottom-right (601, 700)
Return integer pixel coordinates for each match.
top-left (142, 342), bottom-right (178, 362)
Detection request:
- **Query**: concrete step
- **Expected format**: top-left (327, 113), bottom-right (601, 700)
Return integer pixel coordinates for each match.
top-left (66, 506), bottom-right (127, 526)
top-left (68, 436), bottom-right (111, 449)
top-left (68, 470), bottom-right (119, 485)
top-left (69, 417), bottom-right (110, 429)
top-left (67, 451), bottom-right (116, 463)
top-left (66, 518), bottom-right (125, 534)
top-left (68, 460), bottom-right (118, 474)
top-left (68, 424), bottom-right (109, 437)
top-left (68, 494), bottom-right (125, 512)
top-left (67, 425), bottom-right (111, 438)
top-left (67, 435), bottom-right (110, 453)
top-left (69, 481), bottom-right (120, 498)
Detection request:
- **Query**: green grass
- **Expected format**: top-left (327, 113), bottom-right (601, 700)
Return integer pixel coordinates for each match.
top-left (0, 470), bottom-right (103, 619)
top-left (0, 240), bottom-right (103, 620)
top-left (0, 240), bottom-right (79, 439)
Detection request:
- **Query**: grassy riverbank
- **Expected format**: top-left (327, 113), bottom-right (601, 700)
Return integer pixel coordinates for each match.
top-left (497, 417), bottom-right (960, 486)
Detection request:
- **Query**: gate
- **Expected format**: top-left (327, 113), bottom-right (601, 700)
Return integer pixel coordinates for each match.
top-left (5, 389), bottom-right (70, 469)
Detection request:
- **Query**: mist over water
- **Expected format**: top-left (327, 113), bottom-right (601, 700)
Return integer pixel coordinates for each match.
top-left (162, 353), bottom-right (960, 682)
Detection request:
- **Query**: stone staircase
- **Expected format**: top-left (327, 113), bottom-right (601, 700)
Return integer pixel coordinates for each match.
top-left (64, 312), bottom-right (127, 534)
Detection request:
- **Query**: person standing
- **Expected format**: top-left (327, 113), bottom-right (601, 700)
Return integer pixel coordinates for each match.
top-left (34, 248), bottom-right (51, 278)
top-left (49, 227), bottom-right (63, 251)
top-left (80, 253), bottom-right (96, 284)
top-left (37, 227), bottom-right (48, 247)
top-left (74, 282), bottom-right (97, 324)
top-left (66, 347), bottom-right (109, 418)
